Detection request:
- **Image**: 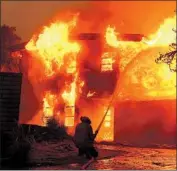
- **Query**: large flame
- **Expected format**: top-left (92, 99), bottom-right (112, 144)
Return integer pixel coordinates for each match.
top-left (25, 17), bottom-right (82, 128)
top-left (62, 75), bottom-right (77, 106)
top-left (22, 13), bottom-right (176, 141)
top-left (142, 15), bottom-right (176, 46)
top-left (26, 20), bottom-right (80, 77)
top-left (101, 26), bottom-right (118, 72)
top-left (105, 25), bottom-right (119, 48)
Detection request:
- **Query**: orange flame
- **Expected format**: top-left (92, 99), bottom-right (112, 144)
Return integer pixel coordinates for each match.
top-left (26, 19), bottom-right (80, 77)
top-left (42, 91), bottom-right (57, 125)
top-left (96, 107), bottom-right (114, 142)
top-left (105, 25), bottom-right (119, 48)
top-left (62, 75), bottom-right (77, 106)
top-left (22, 13), bottom-right (176, 142)
top-left (101, 52), bottom-right (116, 72)
top-left (142, 15), bottom-right (176, 46)
top-left (87, 91), bottom-right (96, 98)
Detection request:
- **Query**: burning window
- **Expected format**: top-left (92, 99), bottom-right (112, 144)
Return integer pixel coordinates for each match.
top-left (95, 106), bottom-right (114, 142)
top-left (42, 92), bottom-right (57, 125)
top-left (104, 121), bottom-right (111, 127)
top-left (104, 109), bottom-right (112, 127)
top-left (65, 117), bottom-right (74, 127)
top-left (101, 52), bottom-right (116, 72)
top-left (64, 105), bottom-right (75, 127)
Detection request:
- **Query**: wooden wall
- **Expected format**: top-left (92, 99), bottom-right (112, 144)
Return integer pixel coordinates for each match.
top-left (0, 72), bottom-right (22, 131)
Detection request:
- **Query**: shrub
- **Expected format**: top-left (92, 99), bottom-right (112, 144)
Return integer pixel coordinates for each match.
top-left (0, 123), bottom-right (32, 169)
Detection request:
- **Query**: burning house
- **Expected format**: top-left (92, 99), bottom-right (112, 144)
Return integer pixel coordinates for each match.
top-left (6, 14), bottom-right (176, 145)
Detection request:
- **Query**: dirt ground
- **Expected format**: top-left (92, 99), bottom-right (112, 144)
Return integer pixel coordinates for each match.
top-left (28, 141), bottom-right (176, 170)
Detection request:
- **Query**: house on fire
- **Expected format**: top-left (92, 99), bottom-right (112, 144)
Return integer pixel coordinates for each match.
top-left (6, 32), bottom-right (176, 146)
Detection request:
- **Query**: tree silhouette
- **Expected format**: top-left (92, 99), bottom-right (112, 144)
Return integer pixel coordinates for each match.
top-left (0, 25), bottom-right (21, 72)
top-left (155, 29), bottom-right (176, 72)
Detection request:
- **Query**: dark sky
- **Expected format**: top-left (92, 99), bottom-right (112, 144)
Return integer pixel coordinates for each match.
top-left (1, 1), bottom-right (176, 42)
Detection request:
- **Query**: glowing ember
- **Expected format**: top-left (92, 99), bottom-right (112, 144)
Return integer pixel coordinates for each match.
top-left (11, 51), bottom-right (23, 58)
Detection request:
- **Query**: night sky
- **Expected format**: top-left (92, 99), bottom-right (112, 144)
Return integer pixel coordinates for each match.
top-left (1, 1), bottom-right (176, 41)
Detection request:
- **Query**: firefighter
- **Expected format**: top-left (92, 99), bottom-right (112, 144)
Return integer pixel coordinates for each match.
top-left (73, 116), bottom-right (98, 159)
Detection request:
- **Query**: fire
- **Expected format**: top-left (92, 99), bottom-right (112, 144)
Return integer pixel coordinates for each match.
top-left (87, 91), bottom-right (96, 98)
top-left (101, 26), bottom-right (118, 72)
top-left (105, 25), bottom-right (119, 48)
top-left (142, 15), bottom-right (176, 46)
top-left (101, 52), bottom-right (116, 72)
top-left (142, 31), bottom-right (162, 46)
top-left (25, 17), bottom-right (82, 128)
top-left (79, 80), bottom-right (85, 94)
top-left (26, 20), bottom-right (80, 77)
top-left (62, 76), bottom-right (77, 106)
top-left (43, 91), bottom-right (57, 125)
top-left (20, 12), bottom-right (176, 142)
top-left (95, 107), bottom-right (114, 142)
top-left (117, 46), bottom-right (176, 101)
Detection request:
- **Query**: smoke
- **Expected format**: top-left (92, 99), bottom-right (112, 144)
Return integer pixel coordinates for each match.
top-left (51, 1), bottom-right (176, 35)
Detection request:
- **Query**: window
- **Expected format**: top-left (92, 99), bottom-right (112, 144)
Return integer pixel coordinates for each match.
top-left (64, 105), bottom-right (75, 127)
top-left (104, 108), bottom-right (112, 128)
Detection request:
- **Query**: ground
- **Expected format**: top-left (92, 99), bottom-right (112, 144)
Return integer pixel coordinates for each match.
top-left (28, 140), bottom-right (176, 170)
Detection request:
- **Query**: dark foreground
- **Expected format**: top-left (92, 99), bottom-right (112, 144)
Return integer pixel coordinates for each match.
top-left (29, 141), bottom-right (176, 170)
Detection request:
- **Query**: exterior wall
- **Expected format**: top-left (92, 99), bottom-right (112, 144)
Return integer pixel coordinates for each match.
top-left (0, 72), bottom-right (22, 131)
top-left (114, 100), bottom-right (176, 146)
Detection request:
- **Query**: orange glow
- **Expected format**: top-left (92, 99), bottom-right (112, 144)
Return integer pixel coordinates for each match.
top-left (26, 19), bottom-right (80, 77)
top-left (62, 75), bottom-right (77, 106)
top-left (65, 117), bottom-right (75, 127)
top-left (62, 76), bottom-right (77, 127)
top-left (42, 91), bottom-right (57, 125)
top-left (11, 51), bottom-right (23, 58)
top-left (101, 26), bottom-right (118, 72)
top-left (101, 52), bottom-right (116, 72)
top-left (105, 115), bottom-right (111, 121)
top-left (87, 91), bottom-right (96, 98)
top-left (142, 15), bottom-right (176, 46)
top-left (104, 121), bottom-right (111, 127)
top-left (95, 107), bottom-right (114, 142)
top-left (22, 12), bottom-right (176, 142)
top-left (79, 79), bottom-right (85, 94)
top-left (105, 25), bottom-right (119, 48)
top-left (117, 47), bottom-right (176, 101)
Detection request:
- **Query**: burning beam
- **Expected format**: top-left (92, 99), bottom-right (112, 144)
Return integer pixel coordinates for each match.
top-left (120, 34), bottom-right (144, 42)
top-left (7, 33), bottom-right (145, 53)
